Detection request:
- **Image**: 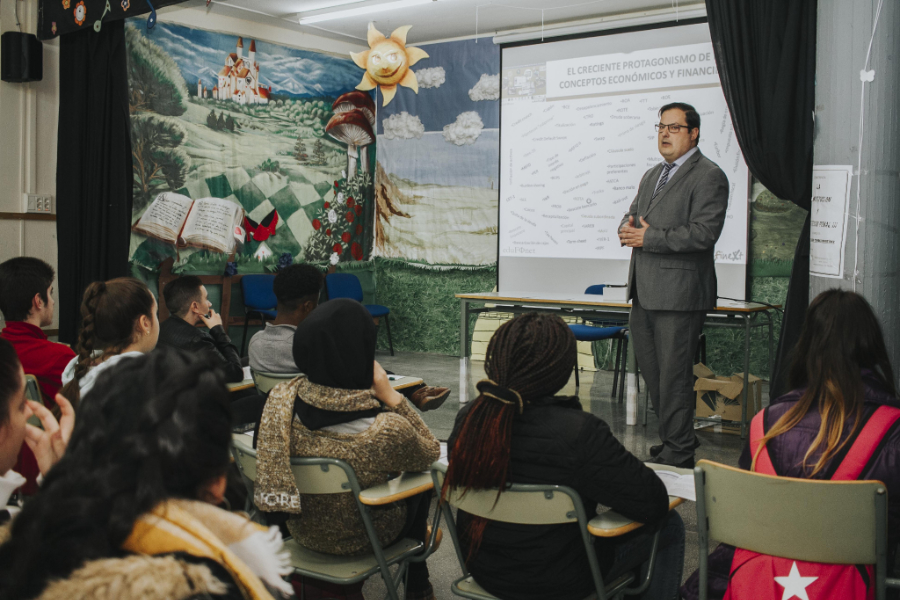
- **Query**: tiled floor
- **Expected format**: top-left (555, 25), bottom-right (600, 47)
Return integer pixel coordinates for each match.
top-left (362, 350), bottom-right (766, 599)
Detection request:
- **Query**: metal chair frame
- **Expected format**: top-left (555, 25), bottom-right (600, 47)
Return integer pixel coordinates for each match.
top-left (431, 463), bottom-right (660, 600)
top-left (230, 435), bottom-right (440, 600)
top-left (694, 459), bottom-right (893, 600)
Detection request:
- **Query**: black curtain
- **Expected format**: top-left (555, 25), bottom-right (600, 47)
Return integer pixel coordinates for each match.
top-left (56, 21), bottom-right (133, 344)
top-left (705, 0), bottom-right (817, 398)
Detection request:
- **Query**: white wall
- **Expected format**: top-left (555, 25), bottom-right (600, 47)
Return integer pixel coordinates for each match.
top-left (0, 0), bottom-right (60, 330)
top-left (0, 2), bottom-right (364, 332)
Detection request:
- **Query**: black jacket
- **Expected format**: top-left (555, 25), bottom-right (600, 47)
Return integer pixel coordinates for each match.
top-left (156, 317), bottom-right (244, 383)
top-left (448, 396), bottom-right (669, 600)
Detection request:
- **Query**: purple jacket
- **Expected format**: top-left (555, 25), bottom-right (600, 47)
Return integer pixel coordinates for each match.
top-left (682, 371), bottom-right (900, 600)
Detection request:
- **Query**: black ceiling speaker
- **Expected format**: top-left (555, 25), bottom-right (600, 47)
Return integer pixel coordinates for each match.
top-left (1, 32), bottom-right (43, 83)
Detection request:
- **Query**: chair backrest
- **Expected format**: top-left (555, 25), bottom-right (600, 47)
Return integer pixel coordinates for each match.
top-left (325, 273), bottom-right (364, 303)
top-left (695, 459), bottom-right (886, 565)
top-left (230, 434), bottom-right (359, 496)
top-left (241, 274), bottom-right (277, 311)
top-left (24, 374), bottom-right (42, 402)
top-left (433, 467), bottom-right (580, 525)
top-left (584, 284), bottom-right (606, 296)
top-left (250, 369), bottom-right (300, 394)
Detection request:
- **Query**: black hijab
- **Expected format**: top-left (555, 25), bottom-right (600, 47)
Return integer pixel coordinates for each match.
top-left (292, 298), bottom-right (381, 429)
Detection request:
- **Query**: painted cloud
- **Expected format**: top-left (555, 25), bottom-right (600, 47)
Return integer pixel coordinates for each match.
top-left (443, 111), bottom-right (484, 146)
top-left (468, 73), bottom-right (500, 101)
top-left (382, 111), bottom-right (426, 140)
top-left (414, 66), bottom-right (446, 89)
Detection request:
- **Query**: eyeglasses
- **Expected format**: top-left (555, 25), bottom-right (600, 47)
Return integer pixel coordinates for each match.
top-left (655, 123), bottom-right (690, 133)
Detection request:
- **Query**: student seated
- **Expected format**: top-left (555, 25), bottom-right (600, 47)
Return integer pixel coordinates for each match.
top-left (157, 276), bottom-right (244, 383)
top-left (248, 263), bottom-right (324, 374)
top-left (0, 258), bottom-right (75, 403)
top-left (0, 337), bottom-right (73, 523)
top-left (445, 313), bottom-right (684, 600)
top-left (255, 299), bottom-right (441, 600)
top-left (0, 348), bottom-right (291, 600)
top-left (682, 289), bottom-right (900, 600)
top-left (60, 278), bottom-right (158, 405)
top-left (250, 264), bottom-right (450, 411)
top-left (0, 257), bottom-right (75, 494)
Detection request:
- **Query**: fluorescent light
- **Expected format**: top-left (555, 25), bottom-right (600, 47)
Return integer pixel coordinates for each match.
top-left (299, 0), bottom-right (434, 25)
top-left (295, 0), bottom-right (367, 12)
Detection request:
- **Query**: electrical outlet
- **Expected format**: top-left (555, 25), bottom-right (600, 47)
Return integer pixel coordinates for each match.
top-left (24, 194), bottom-right (54, 214)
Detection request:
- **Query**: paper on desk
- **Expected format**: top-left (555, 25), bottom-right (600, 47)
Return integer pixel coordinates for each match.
top-left (387, 374), bottom-right (407, 381)
top-left (655, 470), bottom-right (696, 501)
top-left (242, 366), bottom-right (252, 381)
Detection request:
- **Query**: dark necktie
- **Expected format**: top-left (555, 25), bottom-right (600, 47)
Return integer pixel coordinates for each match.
top-left (652, 162), bottom-right (675, 199)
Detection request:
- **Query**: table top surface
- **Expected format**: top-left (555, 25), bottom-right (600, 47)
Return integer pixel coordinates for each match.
top-left (227, 379), bottom-right (256, 392)
top-left (456, 292), bottom-right (780, 313)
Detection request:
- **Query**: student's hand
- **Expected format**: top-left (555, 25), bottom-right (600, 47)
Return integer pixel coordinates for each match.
top-left (371, 360), bottom-right (403, 408)
top-left (199, 308), bottom-right (224, 329)
top-left (24, 394), bottom-right (75, 476)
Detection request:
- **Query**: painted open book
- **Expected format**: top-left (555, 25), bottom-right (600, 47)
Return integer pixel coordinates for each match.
top-left (132, 193), bottom-right (244, 254)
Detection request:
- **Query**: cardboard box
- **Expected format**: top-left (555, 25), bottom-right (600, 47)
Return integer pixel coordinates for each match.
top-left (694, 363), bottom-right (762, 427)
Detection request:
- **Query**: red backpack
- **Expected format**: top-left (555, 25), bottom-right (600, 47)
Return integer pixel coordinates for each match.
top-left (723, 405), bottom-right (900, 600)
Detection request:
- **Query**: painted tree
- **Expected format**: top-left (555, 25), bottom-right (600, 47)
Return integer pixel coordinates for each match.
top-left (131, 114), bottom-right (191, 212)
top-left (293, 137), bottom-right (308, 162)
top-left (207, 110), bottom-right (217, 129)
top-left (312, 139), bottom-right (326, 165)
top-left (125, 24), bottom-right (190, 116)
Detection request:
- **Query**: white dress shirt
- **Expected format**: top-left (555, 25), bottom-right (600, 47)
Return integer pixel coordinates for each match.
top-left (654, 146), bottom-right (699, 191)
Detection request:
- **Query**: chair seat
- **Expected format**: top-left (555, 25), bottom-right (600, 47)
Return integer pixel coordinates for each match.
top-left (453, 575), bottom-right (500, 600)
top-left (283, 537), bottom-right (422, 583)
top-left (365, 304), bottom-right (390, 318)
top-left (569, 324), bottom-right (626, 342)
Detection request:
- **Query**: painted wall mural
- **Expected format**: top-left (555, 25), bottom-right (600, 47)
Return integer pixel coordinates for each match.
top-left (374, 38), bottom-right (500, 266)
top-left (126, 20), bottom-right (376, 273)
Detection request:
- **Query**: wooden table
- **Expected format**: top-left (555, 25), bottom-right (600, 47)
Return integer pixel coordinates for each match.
top-left (456, 292), bottom-right (779, 438)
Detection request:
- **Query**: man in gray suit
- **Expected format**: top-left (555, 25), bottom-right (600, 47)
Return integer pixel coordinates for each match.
top-left (618, 102), bottom-right (729, 468)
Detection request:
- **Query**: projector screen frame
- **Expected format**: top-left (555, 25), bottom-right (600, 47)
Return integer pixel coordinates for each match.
top-left (495, 17), bottom-right (752, 302)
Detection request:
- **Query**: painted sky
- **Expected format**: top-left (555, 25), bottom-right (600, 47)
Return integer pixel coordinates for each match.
top-left (379, 130), bottom-right (499, 188)
top-left (130, 20), bottom-right (362, 99)
top-left (376, 38), bottom-right (500, 133)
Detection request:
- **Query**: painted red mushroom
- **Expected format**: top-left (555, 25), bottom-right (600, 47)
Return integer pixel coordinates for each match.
top-left (331, 92), bottom-right (376, 173)
top-left (325, 109), bottom-right (375, 178)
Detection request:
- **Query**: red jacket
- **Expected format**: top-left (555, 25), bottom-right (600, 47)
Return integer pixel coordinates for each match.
top-left (0, 321), bottom-right (75, 403)
top-left (1, 322), bottom-right (75, 496)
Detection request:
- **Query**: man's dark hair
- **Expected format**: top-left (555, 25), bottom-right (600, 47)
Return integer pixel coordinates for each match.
top-left (659, 102), bottom-right (700, 145)
top-left (274, 264), bottom-right (324, 311)
top-left (0, 257), bottom-right (55, 322)
top-left (164, 275), bottom-right (204, 318)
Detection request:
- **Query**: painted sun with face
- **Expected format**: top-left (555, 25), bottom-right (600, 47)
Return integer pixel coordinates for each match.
top-left (351, 24), bottom-right (429, 107)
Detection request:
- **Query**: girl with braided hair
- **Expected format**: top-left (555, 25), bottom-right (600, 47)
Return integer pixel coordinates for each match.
top-left (0, 348), bottom-right (292, 600)
top-left (446, 313), bottom-right (685, 600)
top-left (60, 277), bottom-right (159, 405)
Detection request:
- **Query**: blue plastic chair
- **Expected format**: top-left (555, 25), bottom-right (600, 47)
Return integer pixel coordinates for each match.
top-left (325, 273), bottom-right (393, 356)
top-left (240, 274), bottom-right (277, 356)
top-left (569, 285), bottom-right (629, 400)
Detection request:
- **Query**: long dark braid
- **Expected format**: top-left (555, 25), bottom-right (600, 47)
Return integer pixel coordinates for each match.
top-left (443, 313), bottom-right (576, 557)
top-left (60, 278), bottom-right (155, 407)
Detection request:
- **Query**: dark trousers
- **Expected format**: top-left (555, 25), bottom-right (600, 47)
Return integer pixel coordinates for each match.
top-left (630, 292), bottom-right (705, 463)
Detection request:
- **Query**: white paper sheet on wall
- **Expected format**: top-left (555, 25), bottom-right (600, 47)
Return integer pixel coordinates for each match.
top-left (810, 165), bottom-right (852, 279)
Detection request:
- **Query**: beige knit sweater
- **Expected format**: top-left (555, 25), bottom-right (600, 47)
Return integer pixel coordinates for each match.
top-left (254, 376), bottom-right (440, 555)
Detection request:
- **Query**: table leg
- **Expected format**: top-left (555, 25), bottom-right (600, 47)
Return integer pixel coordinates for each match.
top-left (740, 314), bottom-right (751, 439)
top-left (460, 298), bottom-right (470, 404)
top-left (626, 325), bottom-right (638, 426)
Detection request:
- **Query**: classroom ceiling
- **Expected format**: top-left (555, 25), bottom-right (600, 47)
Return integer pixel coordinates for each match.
top-left (192, 0), bottom-right (701, 46)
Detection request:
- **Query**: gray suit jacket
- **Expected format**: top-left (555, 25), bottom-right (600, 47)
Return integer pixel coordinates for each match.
top-left (619, 149), bottom-right (729, 312)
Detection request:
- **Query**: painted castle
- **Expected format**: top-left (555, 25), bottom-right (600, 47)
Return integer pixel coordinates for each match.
top-left (197, 37), bottom-right (270, 105)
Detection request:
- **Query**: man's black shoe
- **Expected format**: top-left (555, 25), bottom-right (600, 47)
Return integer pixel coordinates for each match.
top-left (649, 444), bottom-right (664, 458)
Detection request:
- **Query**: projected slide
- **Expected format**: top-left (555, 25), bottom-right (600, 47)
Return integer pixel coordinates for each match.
top-left (499, 42), bottom-right (749, 264)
